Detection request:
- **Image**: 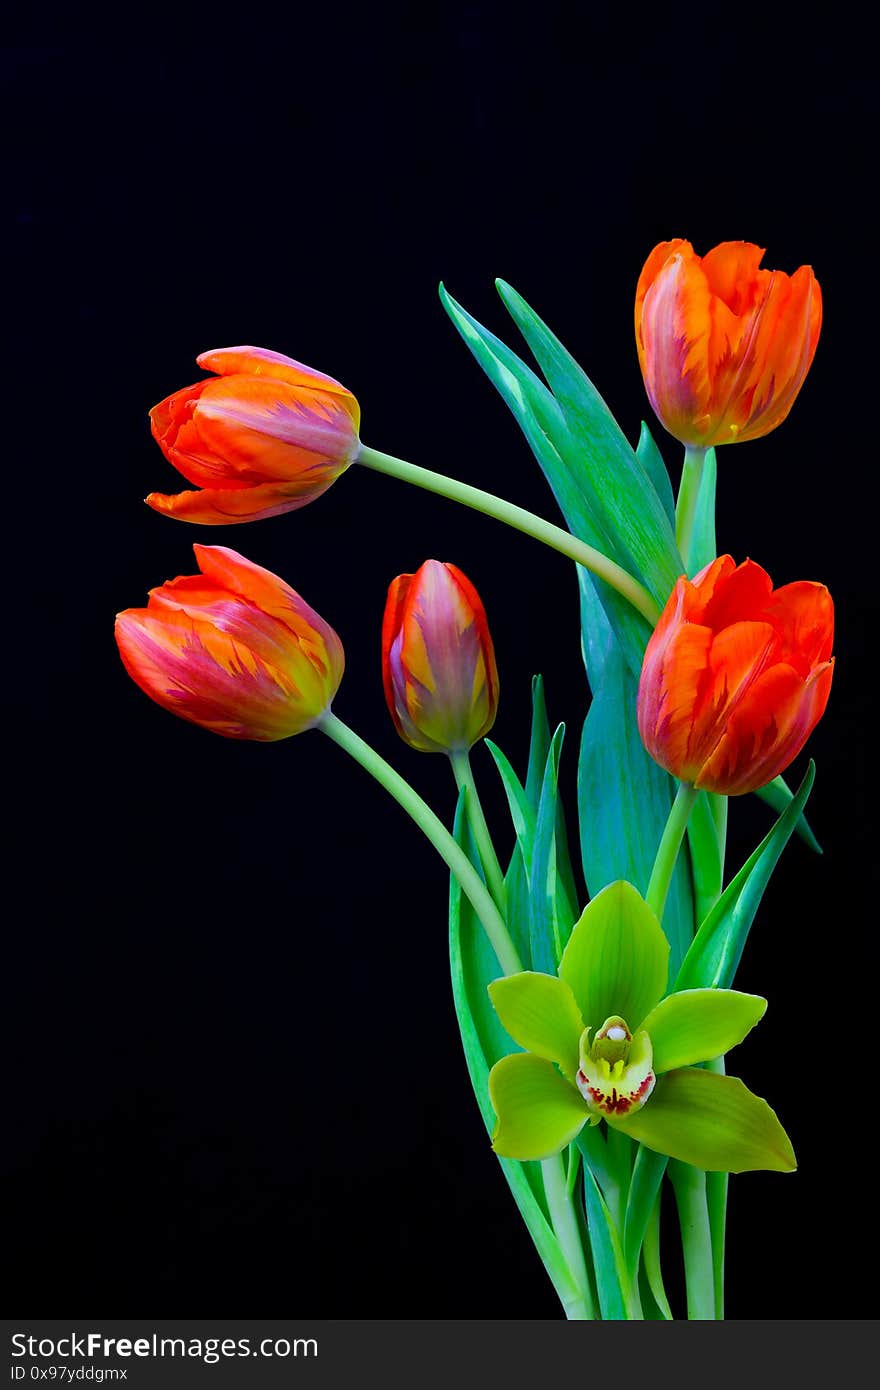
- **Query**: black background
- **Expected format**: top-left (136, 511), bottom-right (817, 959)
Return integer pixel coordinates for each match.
top-left (5, 13), bottom-right (876, 1320)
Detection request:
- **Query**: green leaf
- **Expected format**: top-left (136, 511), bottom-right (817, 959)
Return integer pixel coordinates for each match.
top-left (529, 724), bottom-right (576, 972)
top-left (559, 881), bottom-right (669, 1033)
top-left (613, 1069), bottom-right (797, 1173)
top-left (636, 421), bottom-right (675, 531)
top-left (639, 989), bottom-right (767, 1073)
top-left (488, 972), bottom-right (584, 1079)
top-left (489, 1054), bottom-right (588, 1161)
top-left (485, 739), bottom-right (535, 853)
top-left (439, 283), bottom-right (654, 680)
top-left (623, 1146), bottom-right (668, 1277)
top-left (495, 278), bottom-right (682, 609)
top-left (755, 774), bottom-right (822, 853)
top-left (525, 675), bottom-right (551, 813)
top-left (675, 762), bottom-right (816, 991)
top-left (688, 446), bottom-right (717, 576)
top-left (577, 643), bottom-right (694, 975)
top-left (502, 839), bottom-right (533, 974)
top-left (579, 1160), bottom-right (631, 1320)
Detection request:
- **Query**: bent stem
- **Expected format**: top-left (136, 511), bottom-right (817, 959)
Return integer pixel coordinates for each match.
top-left (318, 711), bottom-right (522, 976)
top-left (358, 445), bottom-right (661, 627)
top-left (449, 749), bottom-right (506, 912)
top-left (675, 445), bottom-right (707, 571)
top-left (646, 782), bottom-right (698, 923)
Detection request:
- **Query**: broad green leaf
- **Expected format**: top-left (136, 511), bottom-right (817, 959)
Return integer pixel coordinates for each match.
top-left (639, 989), bottom-right (766, 1074)
top-left (488, 972), bottom-right (584, 1078)
top-left (579, 1159), bottom-right (631, 1320)
top-left (613, 1069), bottom-right (797, 1173)
top-left (623, 1146), bottom-right (668, 1277)
top-left (755, 773), bottom-right (822, 853)
top-left (495, 279), bottom-right (682, 609)
top-left (687, 790), bottom-right (724, 929)
top-left (578, 645), bottom-right (694, 975)
top-left (489, 1054), bottom-right (588, 1160)
top-left (439, 284), bottom-right (654, 679)
top-left (675, 763), bottom-right (816, 992)
top-left (636, 421), bottom-right (675, 531)
top-left (529, 724), bottom-right (576, 972)
top-left (688, 446), bottom-right (717, 576)
top-left (559, 881), bottom-right (669, 1033)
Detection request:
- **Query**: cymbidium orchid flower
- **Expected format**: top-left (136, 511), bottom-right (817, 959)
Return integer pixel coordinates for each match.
top-left (635, 239), bottom-right (822, 449)
top-left (382, 560), bottom-right (499, 753)
top-left (147, 347), bottom-right (361, 524)
top-left (637, 555), bottom-right (834, 795)
top-left (488, 881), bottom-right (795, 1173)
top-left (115, 545), bottom-right (344, 739)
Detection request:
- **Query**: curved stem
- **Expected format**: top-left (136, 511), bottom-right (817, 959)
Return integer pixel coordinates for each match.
top-left (449, 749), bottom-right (506, 912)
top-left (358, 444), bottom-right (661, 627)
top-left (318, 712), bottom-right (522, 976)
top-left (670, 1160), bottom-right (715, 1320)
top-left (542, 1152), bottom-right (596, 1320)
top-left (675, 445), bottom-right (706, 571)
top-left (646, 782), bottom-right (698, 923)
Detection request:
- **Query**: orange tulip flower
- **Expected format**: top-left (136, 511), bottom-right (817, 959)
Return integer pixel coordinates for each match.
top-left (382, 560), bottom-right (499, 753)
top-left (637, 555), bottom-right (833, 795)
top-left (116, 545), bottom-right (344, 739)
top-left (635, 240), bottom-right (822, 448)
top-left (147, 346), bottom-right (361, 523)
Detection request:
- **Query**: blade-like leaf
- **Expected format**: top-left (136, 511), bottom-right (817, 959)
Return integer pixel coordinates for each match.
top-left (525, 675), bottom-right (552, 812)
top-left (495, 279), bottom-right (682, 609)
top-left (579, 1158), bottom-right (631, 1320)
top-left (636, 421), bottom-right (675, 531)
top-left (613, 1069), bottom-right (797, 1173)
top-left (754, 773), bottom-right (822, 853)
top-left (578, 644), bottom-right (694, 975)
top-left (623, 1146), bottom-right (668, 1277)
top-left (687, 790), bottom-right (724, 929)
top-left (675, 763), bottom-right (816, 991)
top-left (529, 724), bottom-right (576, 972)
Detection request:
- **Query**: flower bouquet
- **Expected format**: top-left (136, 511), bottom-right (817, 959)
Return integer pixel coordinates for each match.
top-left (115, 239), bottom-right (831, 1319)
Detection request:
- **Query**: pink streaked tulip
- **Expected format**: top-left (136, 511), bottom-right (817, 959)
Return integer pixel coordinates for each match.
top-left (382, 560), bottom-right (499, 753)
top-left (637, 555), bottom-right (834, 795)
top-left (115, 546), bottom-right (344, 740)
top-left (147, 346), bottom-right (361, 524)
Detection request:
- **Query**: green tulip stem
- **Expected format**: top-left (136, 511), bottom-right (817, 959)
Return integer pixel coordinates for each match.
top-left (675, 445), bottom-right (707, 570)
top-left (670, 1160), bottom-right (716, 1320)
top-left (646, 782), bottom-right (698, 924)
top-left (358, 445), bottom-right (661, 628)
top-left (541, 1152), bottom-right (596, 1320)
top-left (705, 1056), bottom-right (729, 1320)
top-left (319, 712), bottom-right (523, 976)
top-left (449, 749), bottom-right (507, 913)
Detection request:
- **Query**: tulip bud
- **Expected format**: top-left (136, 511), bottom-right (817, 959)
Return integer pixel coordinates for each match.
top-left (147, 346), bottom-right (361, 524)
top-left (382, 560), bottom-right (499, 753)
top-left (635, 240), bottom-right (822, 448)
top-left (637, 555), bottom-right (834, 795)
top-left (116, 545), bottom-right (344, 740)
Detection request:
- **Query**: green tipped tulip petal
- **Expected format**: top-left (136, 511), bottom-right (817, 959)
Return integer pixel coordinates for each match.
top-left (488, 972), bottom-right (584, 1078)
top-left (639, 989), bottom-right (767, 1074)
top-left (611, 1068), bottom-right (796, 1173)
top-left (489, 1053), bottom-right (589, 1160)
top-left (559, 881), bottom-right (669, 1031)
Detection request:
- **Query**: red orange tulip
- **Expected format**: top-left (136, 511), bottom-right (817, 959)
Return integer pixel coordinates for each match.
top-left (147, 346), bottom-right (360, 524)
top-left (382, 560), bottom-right (499, 753)
top-left (635, 240), bottom-right (821, 448)
top-left (116, 545), bottom-right (344, 739)
top-left (637, 555), bottom-right (833, 795)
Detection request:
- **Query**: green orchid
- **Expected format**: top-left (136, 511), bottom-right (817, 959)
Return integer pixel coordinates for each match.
top-left (488, 880), bottom-right (795, 1173)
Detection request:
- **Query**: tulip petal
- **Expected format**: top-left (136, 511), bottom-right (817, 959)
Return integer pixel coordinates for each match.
top-left (193, 376), bottom-right (359, 479)
top-left (146, 474), bottom-right (344, 524)
top-left (197, 346), bottom-right (358, 408)
top-left (767, 580), bottom-right (835, 670)
top-left (639, 988), bottom-right (766, 1073)
top-left (559, 881), bottom-right (669, 1034)
top-left (488, 973), bottom-right (584, 1079)
top-left (489, 1054), bottom-right (588, 1160)
top-left (611, 1069), bottom-right (796, 1173)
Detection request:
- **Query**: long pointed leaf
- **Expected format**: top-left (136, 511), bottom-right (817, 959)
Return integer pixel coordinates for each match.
top-left (623, 1147), bottom-right (669, 1276)
top-left (754, 774), bottom-right (822, 853)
